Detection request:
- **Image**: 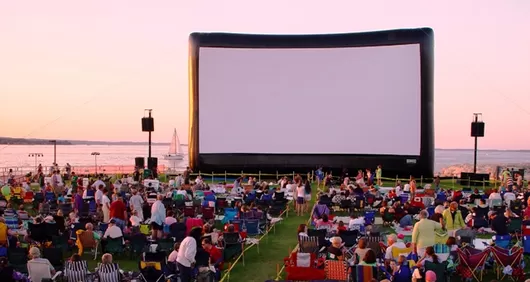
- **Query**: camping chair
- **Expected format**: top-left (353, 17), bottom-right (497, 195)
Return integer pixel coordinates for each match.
top-left (424, 261), bottom-right (449, 282)
top-left (325, 260), bottom-right (350, 281)
top-left (222, 208), bottom-right (237, 224)
top-left (283, 251), bottom-right (325, 281)
top-left (298, 235), bottom-right (320, 254)
top-left (23, 191), bottom-right (34, 204)
top-left (307, 228), bottom-right (328, 248)
top-left (493, 234), bottom-right (511, 249)
top-left (391, 246), bottom-right (414, 262)
top-left (508, 217), bottom-right (523, 236)
top-left (201, 206), bottom-right (215, 221)
top-left (28, 258), bottom-right (53, 282)
top-left (364, 211), bottom-right (375, 225)
top-left (76, 230), bottom-right (99, 259)
top-left (339, 230), bottom-right (360, 259)
top-left (340, 199), bottom-right (352, 212)
top-left (45, 191), bottom-right (56, 202)
top-left (42, 247), bottom-right (64, 271)
top-left (139, 251), bottom-right (174, 282)
top-left (351, 264), bottom-right (387, 282)
top-left (155, 238), bottom-right (175, 255)
top-left (365, 235), bottom-right (384, 258)
top-left (69, 222), bottom-right (84, 240)
top-left (129, 233), bottom-right (148, 258)
top-left (45, 222), bottom-right (59, 241)
top-left (8, 247), bottom-right (28, 274)
top-left (491, 245), bottom-right (524, 280)
top-left (96, 263), bottom-right (122, 282)
top-left (105, 237), bottom-right (124, 255)
top-left (268, 204), bottom-right (284, 218)
top-left (139, 223), bottom-right (150, 235)
top-left (456, 247), bottom-right (490, 281)
top-left (60, 260), bottom-right (92, 282)
top-left (183, 206), bottom-right (196, 217)
top-left (222, 232), bottom-right (244, 265)
top-left (433, 243), bottom-right (451, 262)
top-left (456, 228), bottom-right (476, 247)
top-left (245, 219), bottom-right (260, 236)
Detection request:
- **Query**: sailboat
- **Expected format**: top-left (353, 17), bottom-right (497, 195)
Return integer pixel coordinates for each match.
top-left (164, 129), bottom-right (184, 161)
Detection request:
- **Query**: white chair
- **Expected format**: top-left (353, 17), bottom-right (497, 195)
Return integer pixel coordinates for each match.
top-left (27, 259), bottom-right (53, 282)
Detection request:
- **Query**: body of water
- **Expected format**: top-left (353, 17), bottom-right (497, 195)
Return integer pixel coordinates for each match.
top-left (1, 144), bottom-right (529, 176)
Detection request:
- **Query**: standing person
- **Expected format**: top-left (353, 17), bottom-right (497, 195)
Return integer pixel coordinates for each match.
top-left (411, 210), bottom-right (442, 257)
top-left (376, 165), bottom-right (383, 186)
top-left (129, 190), bottom-right (145, 221)
top-left (150, 195), bottom-right (166, 240)
top-left (183, 167), bottom-right (192, 185)
top-left (409, 176), bottom-right (417, 200)
top-left (177, 228), bottom-right (202, 282)
top-left (101, 188), bottom-right (111, 222)
top-left (304, 179), bottom-right (312, 213)
top-left (109, 196), bottom-right (127, 229)
top-left (296, 181), bottom-right (306, 216)
top-left (442, 202), bottom-right (465, 236)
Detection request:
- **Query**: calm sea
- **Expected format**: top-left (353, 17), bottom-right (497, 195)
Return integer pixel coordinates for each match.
top-left (0, 144), bottom-right (529, 175)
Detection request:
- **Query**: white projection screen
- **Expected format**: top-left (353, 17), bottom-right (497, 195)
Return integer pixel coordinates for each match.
top-left (198, 45), bottom-right (421, 155)
top-left (188, 29), bottom-right (435, 177)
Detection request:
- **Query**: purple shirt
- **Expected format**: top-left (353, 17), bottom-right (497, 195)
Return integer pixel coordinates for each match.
top-left (74, 194), bottom-right (83, 211)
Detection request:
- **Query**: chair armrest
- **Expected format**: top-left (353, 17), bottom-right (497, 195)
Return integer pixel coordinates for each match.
top-left (52, 271), bottom-right (63, 280)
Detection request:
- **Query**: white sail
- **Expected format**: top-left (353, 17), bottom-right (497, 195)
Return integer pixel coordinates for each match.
top-left (164, 128), bottom-right (184, 161)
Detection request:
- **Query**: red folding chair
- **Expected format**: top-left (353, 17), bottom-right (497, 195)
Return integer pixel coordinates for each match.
top-left (491, 246), bottom-right (524, 281)
top-left (284, 251), bottom-right (325, 281)
top-left (456, 247), bottom-right (490, 281)
top-left (201, 207), bottom-right (214, 221)
top-left (23, 191), bottom-right (34, 204)
top-left (183, 206), bottom-right (196, 217)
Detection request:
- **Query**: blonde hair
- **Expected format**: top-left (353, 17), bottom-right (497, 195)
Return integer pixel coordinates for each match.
top-left (101, 253), bottom-right (113, 264)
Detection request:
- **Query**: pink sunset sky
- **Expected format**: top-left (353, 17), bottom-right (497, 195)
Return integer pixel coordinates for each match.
top-left (1, 1), bottom-right (529, 150)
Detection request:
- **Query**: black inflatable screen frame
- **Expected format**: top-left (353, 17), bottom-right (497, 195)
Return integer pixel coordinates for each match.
top-left (188, 28), bottom-right (434, 177)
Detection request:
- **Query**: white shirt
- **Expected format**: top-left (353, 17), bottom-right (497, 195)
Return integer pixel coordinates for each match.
top-left (92, 180), bottom-right (106, 188)
top-left (504, 192), bottom-right (516, 206)
top-left (130, 215), bottom-right (142, 226)
top-left (129, 195), bottom-right (144, 211)
top-left (165, 217), bottom-right (177, 226)
top-left (176, 236), bottom-right (197, 267)
top-left (286, 184), bottom-right (295, 193)
top-left (385, 241), bottom-right (407, 260)
top-left (395, 186), bottom-right (403, 197)
top-left (348, 217), bottom-right (365, 230)
top-left (95, 189), bottom-right (103, 204)
top-left (296, 186), bottom-right (305, 198)
top-left (103, 225), bottom-right (123, 239)
top-left (403, 184), bottom-right (411, 192)
top-left (101, 195), bottom-right (110, 209)
top-left (489, 192), bottom-right (502, 200)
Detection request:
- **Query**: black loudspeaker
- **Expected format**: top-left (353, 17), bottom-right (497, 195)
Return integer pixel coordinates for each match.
top-left (460, 172), bottom-right (490, 186)
top-left (147, 157), bottom-right (158, 178)
top-left (147, 157), bottom-right (158, 170)
top-left (471, 122), bottom-right (485, 137)
top-left (142, 117), bottom-right (154, 132)
top-left (135, 157), bottom-right (145, 168)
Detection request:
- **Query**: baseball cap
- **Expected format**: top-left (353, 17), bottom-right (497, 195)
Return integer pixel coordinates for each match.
top-left (397, 234), bottom-right (405, 240)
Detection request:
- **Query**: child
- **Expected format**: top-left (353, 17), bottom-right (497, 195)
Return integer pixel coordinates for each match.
top-left (337, 221), bottom-right (347, 233)
top-left (130, 210), bottom-right (142, 227)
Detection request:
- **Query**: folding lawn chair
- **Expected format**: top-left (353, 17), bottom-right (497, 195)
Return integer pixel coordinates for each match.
top-left (424, 260), bottom-right (450, 282)
top-left (456, 247), bottom-right (490, 281)
top-left (42, 247), bottom-right (64, 271)
top-left (339, 230), bottom-right (359, 259)
top-left (298, 235), bottom-right (320, 254)
top-left (325, 260), bottom-right (350, 281)
top-left (283, 251), bottom-right (325, 281)
top-left (307, 228), bottom-right (327, 249)
top-left (493, 234), bottom-right (511, 249)
top-left (433, 243), bottom-right (451, 262)
top-left (491, 245), bottom-right (524, 281)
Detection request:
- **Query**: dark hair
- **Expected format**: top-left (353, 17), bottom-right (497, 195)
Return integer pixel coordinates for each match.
top-left (189, 227), bottom-right (203, 242)
top-left (322, 214), bottom-right (329, 222)
top-left (202, 238), bottom-right (212, 245)
top-left (425, 246), bottom-right (439, 263)
top-left (363, 249), bottom-right (377, 264)
top-left (446, 236), bottom-right (457, 246)
top-left (167, 210), bottom-right (174, 217)
top-left (70, 254), bottom-right (81, 261)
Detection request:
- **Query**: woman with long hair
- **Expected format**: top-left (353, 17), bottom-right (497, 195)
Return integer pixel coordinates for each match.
top-left (176, 227), bottom-right (203, 282)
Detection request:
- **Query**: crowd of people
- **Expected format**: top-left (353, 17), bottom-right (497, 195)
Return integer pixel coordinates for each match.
top-left (292, 167), bottom-right (529, 281)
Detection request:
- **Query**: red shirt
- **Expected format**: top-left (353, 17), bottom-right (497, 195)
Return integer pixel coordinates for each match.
top-left (207, 246), bottom-right (223, 270)
top-left (109, 200), bottom-right (127, 220)
top-left (524, 207), bottom-right (530, 220)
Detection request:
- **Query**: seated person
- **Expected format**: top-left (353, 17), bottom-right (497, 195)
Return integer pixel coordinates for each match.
top-left (399, 213), bottom-right (413, 228)
top-left (490, 211), bottom-right (508, 236)
top-left (85, 223), bottom-right (101, 241)
top-left (359, 249), bottom-right (377, 266)
top-left (27, 247), bottom-right (55, 282)
top-left (165, 210), bottom-right (177, 226)
top-left (168, 242), bottom-right (180, 263)
top-left (97, 253), bottom-right (122, 282)
top-left (64, 254), bottom-right (90, 281)
top-left (203, 238), bottom-right (223, 270)
top-left (326, 237), bottom-right (344, 260)
top-left (315, 214), bottom-right (333, 231)
top-left (469, 189), bottom-right (482, 203)
top-left (348, 214), bottom-right (365, 230)
top-left (129, 210), bottom-right (142, 227)
top-left (336, 221), bottom-right (347, 233)
top-left (103, 219), bottom-right (123, 240)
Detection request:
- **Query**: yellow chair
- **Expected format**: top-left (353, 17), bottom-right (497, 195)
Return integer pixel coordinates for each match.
top-left (391, 246), bottom-right (416, 267)
top-left (140, 224), bottom-right (150, 235)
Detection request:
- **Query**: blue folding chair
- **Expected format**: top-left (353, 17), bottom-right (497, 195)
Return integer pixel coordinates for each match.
top-left (45, 191), bottom-right (56, 202)
top-left (222, 208), bottom-right (237, 224)
top-left (245, 219), bottom-right (260, 236)
top-left (364, 211), bottom-right (375, 225)
top-left (493, 234), bottom-right (511, 249)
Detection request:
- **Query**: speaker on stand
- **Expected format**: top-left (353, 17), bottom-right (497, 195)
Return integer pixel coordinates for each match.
top-left (135, 157), bottom-right (145, 169)
top-left (148, 157), bottom-right (158, 178)
top-left (470, 113), bottom-right (485, 174)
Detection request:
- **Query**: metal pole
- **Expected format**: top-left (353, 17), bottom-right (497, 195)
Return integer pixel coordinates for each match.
top-left (54, 141), bottom-right (57, 163)
top-left (473, 114), bottom-right (478, 174)
top-left (148, 110), bottom-right (152, 160)
top-left (95, 155), bottom-right (98, 174)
